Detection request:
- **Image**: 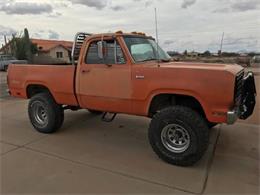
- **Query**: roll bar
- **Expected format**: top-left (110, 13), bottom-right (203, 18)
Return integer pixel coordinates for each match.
top-left (71, 32), bottom-right (92, 65)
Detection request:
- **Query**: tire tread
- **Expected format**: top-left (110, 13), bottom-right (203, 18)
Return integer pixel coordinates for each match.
top-left (148, 106), bottom-right (209, 166)
top-left (28, 93), bottom-right (64, 133)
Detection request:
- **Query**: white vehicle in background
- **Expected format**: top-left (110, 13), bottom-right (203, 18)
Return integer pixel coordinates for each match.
top-left (252, 55), bottom-right (260, 65)
top-left (0, 55), bottom-right (27, 71)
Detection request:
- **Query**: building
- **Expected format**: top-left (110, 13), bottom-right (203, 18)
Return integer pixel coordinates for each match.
top-left (0, 38), bottom-right (73, 64)
top-left (32, 39), bottom-right (73, 64)
top-left (187, 51), bottom-right (199, 57)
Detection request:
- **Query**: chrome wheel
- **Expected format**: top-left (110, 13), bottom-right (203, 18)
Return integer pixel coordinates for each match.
top-left (31, 101), bottom-right (48, 126)
top-left (161, 123), bottom-right (190, 153)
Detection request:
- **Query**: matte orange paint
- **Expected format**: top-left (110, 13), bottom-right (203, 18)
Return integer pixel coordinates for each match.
top-left (7, 33), bottom-right (243, 124)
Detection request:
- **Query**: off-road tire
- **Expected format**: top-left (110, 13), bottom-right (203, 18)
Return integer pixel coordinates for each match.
top-left (148, 106), bottom-right (209, 166)
top-left (28, 93), bottom-right (64, 133)
top-left (88, 109), bottom-right (103, 115)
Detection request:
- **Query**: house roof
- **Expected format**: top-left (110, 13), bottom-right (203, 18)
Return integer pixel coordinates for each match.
top-left (31, 39), bottom-right (73, 52)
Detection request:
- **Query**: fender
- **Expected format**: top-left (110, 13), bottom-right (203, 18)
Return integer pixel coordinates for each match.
top-left (144, 88), bottom-right (210, 118)
top-left (25, 81), bottom-right (55, 98)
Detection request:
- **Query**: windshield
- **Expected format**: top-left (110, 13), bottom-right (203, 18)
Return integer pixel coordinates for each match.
top-left (124, 37), bottom-right (171, 62)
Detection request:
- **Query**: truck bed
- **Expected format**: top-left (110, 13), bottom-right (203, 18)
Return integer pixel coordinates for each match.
top-left (8, 64), bottom-right (78, 106)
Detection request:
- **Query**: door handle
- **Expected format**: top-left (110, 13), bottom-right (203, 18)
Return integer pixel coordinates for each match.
top-left (135, 75), bottom-right (145, 79)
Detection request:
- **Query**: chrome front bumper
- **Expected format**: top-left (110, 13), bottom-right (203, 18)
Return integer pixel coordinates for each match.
top-left (227, 110), bottom-right (238, 124)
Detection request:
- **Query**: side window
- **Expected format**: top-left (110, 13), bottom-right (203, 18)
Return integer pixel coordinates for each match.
top-left (85, 42), bottom-right (103, 64)
top-left (85, 40), bottom-right (126, 64)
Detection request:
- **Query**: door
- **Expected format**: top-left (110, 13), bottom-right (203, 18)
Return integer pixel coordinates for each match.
top-left (77, 38), bottom-right (132, 113)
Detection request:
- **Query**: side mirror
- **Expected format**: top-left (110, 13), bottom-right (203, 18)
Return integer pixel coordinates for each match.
top-left (97, 41), bottom-right (107, 59)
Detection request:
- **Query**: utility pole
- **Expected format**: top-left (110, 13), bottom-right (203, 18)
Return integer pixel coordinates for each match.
top-left (219, 32), bottom-right (224, 56)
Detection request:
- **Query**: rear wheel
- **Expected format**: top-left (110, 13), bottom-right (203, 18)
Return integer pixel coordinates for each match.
top-left (28, 93), bottom-right (64, 133)
top-left (4, 65), bottom-right (8, 72)
top-left (148, 106), bottom-right (209, 166)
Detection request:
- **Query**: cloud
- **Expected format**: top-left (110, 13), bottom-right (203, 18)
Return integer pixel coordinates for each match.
top-left (0, 25), bottom-right (17, 37)
top-left (69, 0), bottom-right (108, 10)
top-left (231, 0), bottom-right (260, 12)
top-left (207, 36), bottom-right (260, 52)
top-left (111, 5), bottom-right (125, 11)
top-left (224, 36), bottom-right (258, 47)
top-left (214, 0), bottom-right (260, 13)
top-left (145, 0), bottom-right (153, 8)
top-left (48, 12), bottom-right (62, 18)
top-left (0, 25), bottom-right (17, 45)
top-left (164, 40), bottom-right (174, 45)
top-left (181, 0), bottom-right (196, 9)
top-left (110, 0), bottom-right (153, 11)
top-left (213, 8), bottom-right (229, 13)
top-left (30, 30), bottom-right (60, 40)
top-left (32, 32), bottom-right (42, 39)
top-left (48, 30), bottom-right (60, 40)
top-left (0, 2), bottom-right (53, 15)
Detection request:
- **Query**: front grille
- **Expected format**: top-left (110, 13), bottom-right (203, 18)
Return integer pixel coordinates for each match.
top-left (234, 70), bottom-right (244, 106)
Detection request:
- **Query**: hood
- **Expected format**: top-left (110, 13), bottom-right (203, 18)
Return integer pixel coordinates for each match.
top-left (158, 61), bottom-right (244, 75)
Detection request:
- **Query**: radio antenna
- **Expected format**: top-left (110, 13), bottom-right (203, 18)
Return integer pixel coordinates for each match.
top-left (154, 8), bottom-right (160, 67)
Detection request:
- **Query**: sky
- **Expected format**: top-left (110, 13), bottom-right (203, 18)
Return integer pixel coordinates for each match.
top-left (0, 0), bottom-right (259, 53)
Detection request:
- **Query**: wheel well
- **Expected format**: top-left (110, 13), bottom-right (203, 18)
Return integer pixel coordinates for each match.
top-left (26, 85), bottom-right (50, 98)
top-left (149, 94), bottom-right (205, 117)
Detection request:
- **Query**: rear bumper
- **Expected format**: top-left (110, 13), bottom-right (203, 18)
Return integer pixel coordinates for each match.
top-left (227, 71), bottom-right (256, 124)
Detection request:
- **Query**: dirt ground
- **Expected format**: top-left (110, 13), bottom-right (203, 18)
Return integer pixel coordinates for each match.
top-left (0, 70), bottom-right (259, 194)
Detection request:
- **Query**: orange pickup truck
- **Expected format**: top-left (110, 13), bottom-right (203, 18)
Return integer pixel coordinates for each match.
top-left (7, 32), bottom-right (256, 166)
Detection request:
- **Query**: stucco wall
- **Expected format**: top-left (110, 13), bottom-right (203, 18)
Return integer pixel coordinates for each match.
top-left (34, 46), bottom-right (71, 64)
top-left (49, 46), bottom-right (71, 63)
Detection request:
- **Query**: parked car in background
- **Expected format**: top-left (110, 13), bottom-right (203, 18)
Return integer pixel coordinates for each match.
top-left (0, 55), bottom-right (27, 71)
top-left (252, 55), bottom-right (260, 64)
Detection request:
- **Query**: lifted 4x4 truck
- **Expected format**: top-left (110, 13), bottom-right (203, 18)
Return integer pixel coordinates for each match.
top-left (7, 32), bottom-right (256, 166)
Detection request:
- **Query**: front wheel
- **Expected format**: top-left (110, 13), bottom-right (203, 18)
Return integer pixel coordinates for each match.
top-left (28, 93), bottom-right (64, 133)
top-left (148, 106), bottom-right (209, 166)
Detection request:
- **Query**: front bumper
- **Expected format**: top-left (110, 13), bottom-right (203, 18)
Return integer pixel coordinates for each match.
top-left (227, 71), bottom-right (256, 124)
top-left (227, 110), bottom-right (238, 124)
